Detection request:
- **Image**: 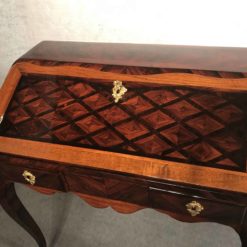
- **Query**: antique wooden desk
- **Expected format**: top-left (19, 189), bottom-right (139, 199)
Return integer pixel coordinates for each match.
top-left (1, 41), bottom-right (247, 247)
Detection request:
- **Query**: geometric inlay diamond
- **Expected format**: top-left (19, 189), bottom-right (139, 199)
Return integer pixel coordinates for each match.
top-left (83, 93), bottom-right (111, 110)
top-left (185, 142), bottom-right (221, 162)
top-left (164, 100), bottom-right (200, 119)
top-left (34, 80), bottom-right (59, 94)
top-left (26, 98), bottom-right (52, 116)
top-left (17, 88), bottom-right (38, 103)
top-left (7, 107), bottom-right (30, 124)
top-left (122, 96), bottom-right (152, 114)
top-left (53, 125), bottom-right (81, 142)
top-left (92, 130), bottom-right (123, 147)
top-left (115, 120), bottom-right (148, 140)
top-left (60, 103), bottom-right (88, 120)
top-left (76, 116), bottom-right (105, 133)
top-left (46, 90), bottom-right (74, 107)
top-left (144, 90), bottom-right (177, 105)
top-left (99, 106), bottom-right (129, 124)
top-left (68, 82), bottom-right (95, 98)
top-left (161, 125), bottom-right (197, 145)
top-left (190, 93), bottom-right (226, 109)
top-left (142, 111), bottom-right (175, 129)
top-left (186, 115), bottom-right (224, 135)
top-left (39, 112), bottom-right (66, 129)
top-left (213, 105), bottom-right (243, 123)
top-left (135, 135), bottom-right (170, 155)
top-left (16, 120), bottom-right (46, 137)
top-left (209, 132), bottom-right (241, 152)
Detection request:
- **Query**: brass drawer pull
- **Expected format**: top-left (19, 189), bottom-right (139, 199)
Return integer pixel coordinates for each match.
top-left (186, 201), bottom-right (204, 217)
top-left (22, 170), bottom-right (36, 185)
top-left (112, 80), bottom-right (127, 103)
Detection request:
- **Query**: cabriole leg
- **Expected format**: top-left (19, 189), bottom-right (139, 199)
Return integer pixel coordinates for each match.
top-left (0, 181), bottom-right (46, 247)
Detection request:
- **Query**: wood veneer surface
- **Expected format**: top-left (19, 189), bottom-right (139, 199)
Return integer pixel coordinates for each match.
top-left (2, 42), bottom-right (247, 247)
top-left (19, 41), bottom-right (247, 73)
top-left (0, 72), bottom-right (246, 172)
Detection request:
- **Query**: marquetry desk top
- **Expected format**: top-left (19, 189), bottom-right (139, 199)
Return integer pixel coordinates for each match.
top-left (1, 41), bottom-right (247, 247)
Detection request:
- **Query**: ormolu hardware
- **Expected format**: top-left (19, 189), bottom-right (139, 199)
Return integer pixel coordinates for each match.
top-left (112, 80), bottom-right (127, 103)
top-left (186, 201), bottom-right (204, 217)
top-left (22, 170), bottom-right (36, 185)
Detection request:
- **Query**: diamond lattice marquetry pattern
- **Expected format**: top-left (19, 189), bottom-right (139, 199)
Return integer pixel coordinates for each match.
top-left (1, 74), bottom-right (246, 172)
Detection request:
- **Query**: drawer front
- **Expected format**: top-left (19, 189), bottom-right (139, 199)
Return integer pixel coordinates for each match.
top-left (65, 167), bottom-right (148, 204)
top-left (65, 167), bottom-right (106, 197)
top-left (0, 155), bottom-right (64, 191)
top-left (105, 174), bottom-right (149, 206)
top-left (149, 187), bottom-right (244, 224)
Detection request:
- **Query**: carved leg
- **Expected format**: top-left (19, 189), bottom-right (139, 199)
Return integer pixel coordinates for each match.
top-left (0, 181), bottom-right (46, 247)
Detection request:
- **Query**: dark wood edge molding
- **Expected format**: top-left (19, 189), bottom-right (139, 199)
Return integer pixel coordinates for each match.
top-left (1, 136), bottom-right (247, 194)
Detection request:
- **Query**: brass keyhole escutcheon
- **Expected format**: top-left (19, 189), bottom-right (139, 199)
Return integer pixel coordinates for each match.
top-left (186, 201), bottom-right (204, 217)
top-left (22, 170), bottom-right (36, 185)
top-left (112, 80), bottom-right (127, 103)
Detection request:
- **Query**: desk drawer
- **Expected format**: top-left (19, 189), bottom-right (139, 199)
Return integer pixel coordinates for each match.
top-left (149, 187), bottom-right (244, 224)
top-left (65, 167), bottom-right (149, 204)
top-left (104, 173), bottom-right (149, 206)
top-left (0, 155), bottom-right (64, 190)
top-left (64, 167), bottom-right (106, 197)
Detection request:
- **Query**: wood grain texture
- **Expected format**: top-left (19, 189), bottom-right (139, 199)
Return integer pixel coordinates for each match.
top-left (149, 187), bottom-right (244, 225)
top-left (2, 61), bottom-right (247, 128)
top-left (2, 153), bottom-right (247, 204)
top-left (17, 62), bottom-right (247, 92)
top-left (15, 59), bottom-right (247, 78)
top-left (1, 137), bottom-right (247, 194)
top-left (0, 154), bottom-right (65, 191)
top-left (1, 42), bottom-right (247, 247)
top-left (19, 41), bottom-right (247, 72)
top-left (0, 61), bottom-right (246, 192)
top-left (23, 183), bottom-right (245, 232)
top-left (27, 184), bottom-right (244, 225)
top-left (1, 151), bottom-right (247, 245)
top-left (2, 73), bottom-right (245, 172)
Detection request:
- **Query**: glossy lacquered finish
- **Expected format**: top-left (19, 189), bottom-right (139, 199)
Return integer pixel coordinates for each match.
top-left (1, 153), bottom-right (246, 223)
top-left (1, 42), bottom-right (247, 247)
top-left (1, 74), bottom-right (246, 172)
top-left (19, 41), bottom-right (247, 72)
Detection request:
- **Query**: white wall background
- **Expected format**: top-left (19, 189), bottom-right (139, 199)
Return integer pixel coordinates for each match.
top-left (1, 0), bottom-right (247, 84)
